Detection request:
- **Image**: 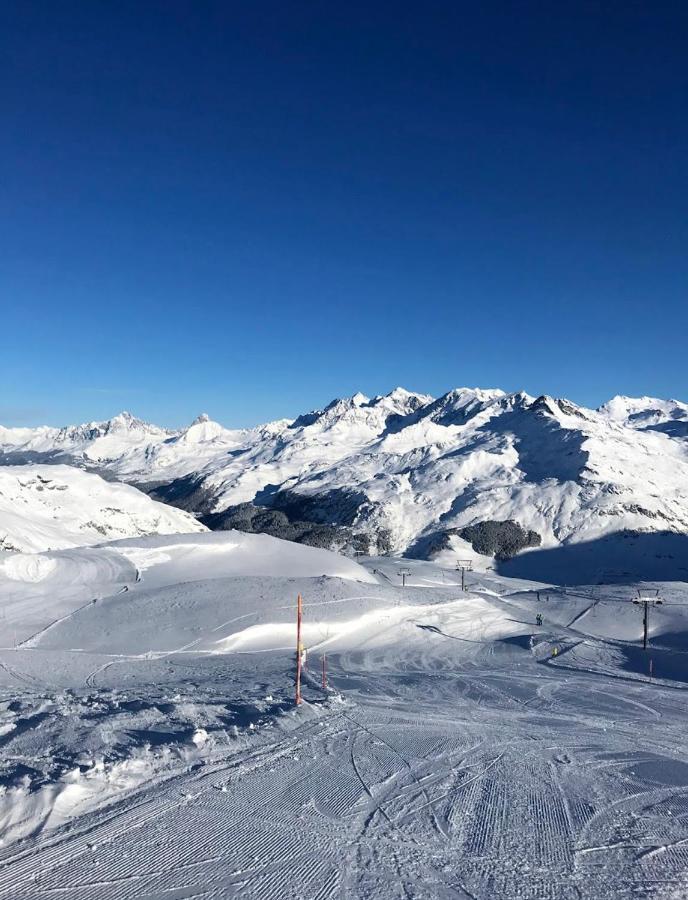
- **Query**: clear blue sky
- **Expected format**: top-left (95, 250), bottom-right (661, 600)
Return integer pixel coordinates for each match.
top-left (1, 2), bottom-right (686, 427)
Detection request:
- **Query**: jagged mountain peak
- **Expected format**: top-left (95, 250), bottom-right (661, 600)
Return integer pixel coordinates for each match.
top-left (385, 386), bottom-right (417, 400)
top-left (418, 387), bottom-right (507, 427)
top-left (528, 395), bottom-right (565, 417)
top-left (62, 411), bottom-right (166, 439)
top-left (104, 411), bottom-right (162, 433)
top-left (550, 397), bottom-right (591, 419)
top-left (370, 387), bottom-right (434, 413)
top-left (289, 393), bottom-right (371, 430)
top-left (499, 390), bottom-right (535, 409)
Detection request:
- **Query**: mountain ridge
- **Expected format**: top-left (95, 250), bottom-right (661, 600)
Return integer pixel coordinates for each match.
top-left (2, 387), bottom-right (687, 571)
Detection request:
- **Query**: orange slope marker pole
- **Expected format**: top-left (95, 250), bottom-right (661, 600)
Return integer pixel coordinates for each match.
top-left (295, 593), bottom-right (303, 706)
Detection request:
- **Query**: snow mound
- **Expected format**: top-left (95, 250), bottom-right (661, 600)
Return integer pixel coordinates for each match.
top-left (109, 530), bottom-right (377, 587)
top-left (0, 531), bottom-right (374, 651)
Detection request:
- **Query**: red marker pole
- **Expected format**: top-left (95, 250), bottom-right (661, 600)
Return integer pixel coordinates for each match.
top-left (295, 594), bottom-right (303, 706)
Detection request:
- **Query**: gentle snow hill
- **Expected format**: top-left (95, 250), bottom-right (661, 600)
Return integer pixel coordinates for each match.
top-left (0, 530), bottom-right (375, 645)
top-left (0, 464), bottom-right (206, 553)
top-left (8, 532), bottom-right (527, 667)
top-left (2, 387), bottom-right (688, 574)
top-left (99, 529), bottom-right (377, 589)
top-left (31, 576), bottom-right (524, 660)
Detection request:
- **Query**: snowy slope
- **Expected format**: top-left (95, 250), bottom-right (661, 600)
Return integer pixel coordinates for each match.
top-left (2, 388), bottom-right (688, 568)
top-left (0, 465), bottom-right (206, 553)
top-left (2, 537), bottom-right (688, 895)
top-left (0, 530), bottom-right (376, 647)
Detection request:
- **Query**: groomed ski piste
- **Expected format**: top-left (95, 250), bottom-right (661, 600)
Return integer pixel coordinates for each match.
top-left (1, 531), bottom-right (688, 898)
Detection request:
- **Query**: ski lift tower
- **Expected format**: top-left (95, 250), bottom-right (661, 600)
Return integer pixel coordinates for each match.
top-left (632, 590), bottom-right (663, 650)
top-left (398, 567), bottom-right (411, 588)
top-left (456, 559), bottom-right (473, 592)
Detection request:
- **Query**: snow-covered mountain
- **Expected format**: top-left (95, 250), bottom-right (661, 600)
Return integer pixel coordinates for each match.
top-left (599, 395), bottom-right (688, 438)
top-left (2, 388), bottom-right (688, 570)
top-left (0, 465), bottom-right (206, 553)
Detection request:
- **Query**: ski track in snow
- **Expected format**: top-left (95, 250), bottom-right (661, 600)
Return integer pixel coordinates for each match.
top-left (3, 657), bottom-right (688, 898)
top-left (1, 546), bottom-right (688, 897)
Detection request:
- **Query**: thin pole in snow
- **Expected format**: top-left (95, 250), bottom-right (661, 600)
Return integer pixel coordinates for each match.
top-left (295, 593), bottom-right (303, 706)
top-left (322, 653), bottom-right (327, 690)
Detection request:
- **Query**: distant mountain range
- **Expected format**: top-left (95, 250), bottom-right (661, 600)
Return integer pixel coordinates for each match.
top-left (2, 388), bottom-right (688, 577)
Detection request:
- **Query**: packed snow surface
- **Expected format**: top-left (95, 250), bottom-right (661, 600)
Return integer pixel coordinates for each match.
top-left (0, 465), bottom-right (205, 553)
top-left (1, 532), bottom-right (688, 897)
